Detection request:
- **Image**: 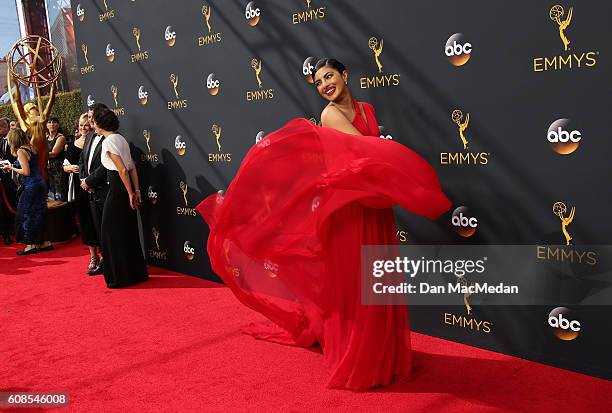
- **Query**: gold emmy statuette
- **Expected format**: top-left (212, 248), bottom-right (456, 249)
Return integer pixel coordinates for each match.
top-left (6, 35), bottom-right (62, 132)
top-left (550, 5), bottom-right (572, 51)
top-left (553, 201), bottom-right (575, 245)
top-left (111, 85), bottom-right (118, 107)
top-left (170, 73), bottom-right (179, 99)
top-left (103, 0), bottom-right (109, 12)
top-left (81, 44), bottom-right (89, 65)
top-left (452, 109), bottom-right (469, 150)
top-left (369, 37), bottom-right (384, 73)
top-left (179, 181), bottom-right (188, 206)
top-left (152, 227), bottom-right (160, 249)
top-left (212, 124), bottom-right (221, 151)
top-left (202, 5), bottom-right (212, 33)
top-left (251, 59), bottom-right (262, 88)
top-left (143, 129), bottom-right (151, 153)
top-left (306, 0), bottom-right (312, 9)
top-left (133, 27), bottom-right (141, 51)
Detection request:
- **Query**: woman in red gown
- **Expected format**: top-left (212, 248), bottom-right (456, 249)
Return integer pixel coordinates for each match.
top-left (196, 58), bottom-right (451, 390)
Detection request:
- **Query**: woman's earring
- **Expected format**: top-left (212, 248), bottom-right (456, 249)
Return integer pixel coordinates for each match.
top-left (344, 79), bottom-right (348, 85)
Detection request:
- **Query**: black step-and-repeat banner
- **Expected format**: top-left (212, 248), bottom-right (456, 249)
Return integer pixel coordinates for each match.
top-left (72, 1), bottom-right (611, 379)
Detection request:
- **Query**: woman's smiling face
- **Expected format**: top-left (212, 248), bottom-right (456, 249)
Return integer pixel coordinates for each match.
top-left (313, 66), bottom-right (347, 102)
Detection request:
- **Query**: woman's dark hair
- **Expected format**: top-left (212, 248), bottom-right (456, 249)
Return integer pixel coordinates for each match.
top-left (93, 107), bottom-right (119, 132)
top-left (311, 58), bottom-right (347, 83)
top-left (47, 116), bottom-right (60, 123)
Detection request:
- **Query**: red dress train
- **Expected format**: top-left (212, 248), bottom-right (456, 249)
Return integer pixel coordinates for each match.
top-left (196, 100), bottom-right (451, 390)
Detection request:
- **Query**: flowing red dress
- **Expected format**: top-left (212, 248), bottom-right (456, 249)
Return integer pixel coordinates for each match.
top-left (196, 99), bottom-right (451, 390)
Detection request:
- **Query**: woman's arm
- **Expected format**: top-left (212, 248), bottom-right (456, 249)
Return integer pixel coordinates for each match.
top-left (108, 152), bottom-right (137, 209)
top-left (128, 167), bottom-right (141, 205)
top-left (321, 106), bottom-right (362, 135)
top-left (49, 134), bottom-right (66, 158)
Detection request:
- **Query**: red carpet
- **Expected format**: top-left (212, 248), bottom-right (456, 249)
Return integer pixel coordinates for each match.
top-left (1, 240), bottom-right (610, 412)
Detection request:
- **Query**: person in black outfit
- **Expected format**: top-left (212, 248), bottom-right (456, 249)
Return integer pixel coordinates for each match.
top-left (64, 113), bottom-right (101, 273)
top-left (92, 106), bottom-right (148, 288)
top-left (79, 103), bottom-right (109, 275)
top-left (0, 118), bottom-right (17, 244)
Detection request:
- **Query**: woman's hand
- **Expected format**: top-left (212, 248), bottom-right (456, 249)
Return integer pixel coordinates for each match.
top-left (71, 165), bottom-right (80, 173)
top-left (1, 165), bottom-right (12, 173)
top-left (128, 192), bottom-right (137, 210)
top-left (135, 189), bottom-right (142, 206)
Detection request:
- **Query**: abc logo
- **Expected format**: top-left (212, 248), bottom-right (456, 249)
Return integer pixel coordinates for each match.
top-left (165, 26), bottom-right (177, 47)
top-left (451, 206), bottom-right (478, 237)
top-left (137, 86), bottom-right (148, 105)
top-left (445, 33), bottom-right (472, 67)
top-left (183, 241), bottom-right (195, 260)
top-left (302, 56), bottom-right (317, 84)
top-left (245, 1), bottom-right (261, 26)
top-left (548, 307), bottom-right (581, 341)
top-left (147, 186), bottom-right (158, 205)
top-left (547, 118), bottom-right (581, 155)
top-left (105, 43), bottom-right (115, 62)
top-left (86, 95), bottom-right (95, 107)
top-left (378, 125), bottom-right (393, 140)
top-left (255, 131), bottom-right (265, 143)
top-left (175, 135), bottom-right (186, 156)
top-left (206, 73), bottom-right (220, 96)
top-left (76, 4), bottom-right (85, 21)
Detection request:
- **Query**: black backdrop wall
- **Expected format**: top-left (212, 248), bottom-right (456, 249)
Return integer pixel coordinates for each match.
top-left (72, 0), bottom-right (611, 379)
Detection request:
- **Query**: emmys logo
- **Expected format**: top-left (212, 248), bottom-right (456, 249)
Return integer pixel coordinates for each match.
top-left (99, 0), bottom-right (115, 22)
top-left (175, 135), bottom-right (186, 156)
top-left (206, 73), bottom-right (220, 96)
top-left (131, 27), bottom-right (150, 62)
top-left (76, 3), bottom-right (85, 22)
top-left (209, 124), bottom-right (232, 162)
top-left (292, 0), bottom-right (326, 24)
top-left (440, 109), bottom-right (490, 166)
top-left (302, 56), bottom-right (317, 84)
top-left (137, 85), bottom-right (149, 105)
top-left (451, 206), bottom-right (478, 237)
top-left (165, 26), bottom-right (177, 47)
top-left (105, 43), bottom-right (115, 62)
top-left (360, 36), bottom-right (400, 89)
top-left (184, 241), bottom-right (195, 261)
top-left (547, 118), bottom-right (581, 155)
top-left (247, 59), bottom-right (275, 101)
top-left (110, 85), bottom-right (125, 116)
top-left (80, 44), bottom-right (95, 74)
top-left (86, 94), bottom-right (95, 107)
top-left (533, 5), bottom-right (598, 72)
top-left (149, 227), bottom-right (167, 260)
top-left (141, 130), bottom-right (158, 162)
top-left (167, 73), bottom-right (188, 110)
top-left (198, 4), bottom-right (222, 46)
top-left (245, 1), bottom-right (261, 26)
top-left (177, 181), bottom-right (197, 216)
top-left (548, 307), bottom-right (580, 341)
top-left (445, 33), bottom-right (472, 66)
top-left (147, 185), bottom-right (158, 205)
top-left (443, 306), bottom-right (493, 334)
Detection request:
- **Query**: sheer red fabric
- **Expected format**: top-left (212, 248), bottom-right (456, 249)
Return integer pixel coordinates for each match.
top-left (196, 100), bottom-right (451, 390)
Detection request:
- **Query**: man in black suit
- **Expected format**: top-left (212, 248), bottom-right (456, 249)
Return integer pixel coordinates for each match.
top-left (79, 103), bottom-right (109, 274)
top-left (0, 118), bottom-right (17, 244)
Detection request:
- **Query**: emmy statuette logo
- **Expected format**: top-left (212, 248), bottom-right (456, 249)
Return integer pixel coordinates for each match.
top-left (360, 36), bottom-right (400, 89)
top-left (99, 0), bottom-right (115, 22)
top-left (445, 33), bottom-right (472, 66)
top-left (209, 124), bottom-right (231, 162)
top-left (76, 3), bottom-right (85, 21)
top-left (149, 227), bottom-right (167, 260)
top-left (443, 294), bottom-right (493, 333)
top-left (110, 85), bottom-right (125, 116)
top-left (198, 3), bottom-right (222, 46)
top-left (552, 201), bottom-right (575, 246)
top-left (141, 130), bottom-right (158, 162)
top-left (246, 59), bottom-right (274, 101)
top-left (533, 5), bottom-right (598, 72)
top-left (131, 27), bottom-right (150, 62)
top-left (245, 2), bottom-right (261, 26)
top-left (292, 0), bottom-right (326, 24)
top-left (177, 181), bottom-right (197, 217)
top-left (547, 118), bottom-right (581, 155)
top-left (137, 85), bottom-right (149, 105)
top-left (451, 206), bottom-right (478, 237)
top-left (440, 109), bottom-right (490, 166)
top-left (184, 241), bottom-right (195, 261)
top-left (80, 44), bottom-right (95, 74)
top-left (167, 73), bottom-right (188, 110)
top-left (175, 135), bottom-right (186, 156)
top-left (105, 43), bottom-right (115, 62)
top-left (165, 26), bottom-right (177, 47)
top-left (206, 73), bottom-right (220, 96)
top-left (548, 307), bottom-right (580, 341)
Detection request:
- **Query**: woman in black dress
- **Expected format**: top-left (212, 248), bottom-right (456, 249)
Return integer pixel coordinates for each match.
top-left (92, 107), bottom-right (148, 288)
top-left (46, 117), bottom-right (67, 201)
top-left (64, 113), bottom-right (101, 274)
